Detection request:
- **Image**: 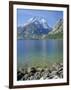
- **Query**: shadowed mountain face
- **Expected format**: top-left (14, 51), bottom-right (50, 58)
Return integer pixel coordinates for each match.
top-left (17, 17), bottom-right (63, 39)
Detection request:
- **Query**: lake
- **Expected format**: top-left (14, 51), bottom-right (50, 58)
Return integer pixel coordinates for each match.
top-left (17, 40), bottom-right (63, 68)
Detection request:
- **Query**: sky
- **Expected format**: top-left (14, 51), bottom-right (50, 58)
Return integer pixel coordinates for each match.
top-left (17, 9), bottom-right (63, 27)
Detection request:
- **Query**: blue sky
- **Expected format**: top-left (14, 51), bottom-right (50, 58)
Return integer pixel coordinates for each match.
top-left (17, 9), bottom-right (63, 27)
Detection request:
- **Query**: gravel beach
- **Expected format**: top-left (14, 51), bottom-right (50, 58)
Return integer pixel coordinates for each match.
top-left (17, 62), bottom-right (63, 81)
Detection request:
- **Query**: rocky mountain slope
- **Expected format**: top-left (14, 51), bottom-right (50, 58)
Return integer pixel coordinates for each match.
top-left (17, 17), bottom-right (63, 39)
top-left (47, 18), bottom-right (63, 39)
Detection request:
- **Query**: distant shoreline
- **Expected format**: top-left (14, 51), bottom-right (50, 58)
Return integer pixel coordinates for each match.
top-left (17, 38), bottom-right (63, 40)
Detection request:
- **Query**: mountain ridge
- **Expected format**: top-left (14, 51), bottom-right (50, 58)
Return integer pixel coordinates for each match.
top-left (17, 17), bottom-right (63, 39)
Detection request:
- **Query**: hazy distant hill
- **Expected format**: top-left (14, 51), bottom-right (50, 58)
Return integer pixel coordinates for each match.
top-left (17, 17), bottom-right (63, 39)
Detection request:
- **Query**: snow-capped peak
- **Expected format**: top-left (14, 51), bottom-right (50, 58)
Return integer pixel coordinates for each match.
top-left (23, 16), bottom-right (51, 30)
top-left (39, 18), bottom-right (49, 29)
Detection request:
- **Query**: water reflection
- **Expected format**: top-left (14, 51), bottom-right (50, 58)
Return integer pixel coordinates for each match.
top-left (17, 40), bottom-right (63, 67)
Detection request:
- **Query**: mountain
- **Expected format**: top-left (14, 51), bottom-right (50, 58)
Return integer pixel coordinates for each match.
top-left (17, 27), bottom-right (23, 39)
top-left (17, 17), bottom-right (63, 39)
top-left (47, 18), bottom-right (63, 39)
top-left (17, 17), bottom-right (52, 39)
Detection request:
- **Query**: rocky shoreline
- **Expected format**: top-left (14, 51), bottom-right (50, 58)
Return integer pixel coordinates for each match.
top-left (17, 62), bottom-right (63, 81)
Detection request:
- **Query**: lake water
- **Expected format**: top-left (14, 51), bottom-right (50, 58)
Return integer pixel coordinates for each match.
top-left (17, 40), bottom-right (63, 68)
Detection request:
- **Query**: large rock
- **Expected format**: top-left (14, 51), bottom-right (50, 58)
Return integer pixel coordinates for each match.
top-left (17, 72), bottom-right (24, 80)
top-left (21, 74), bottom-right (29, 80)
top-left (34, 72), bottom-right (41, 80)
